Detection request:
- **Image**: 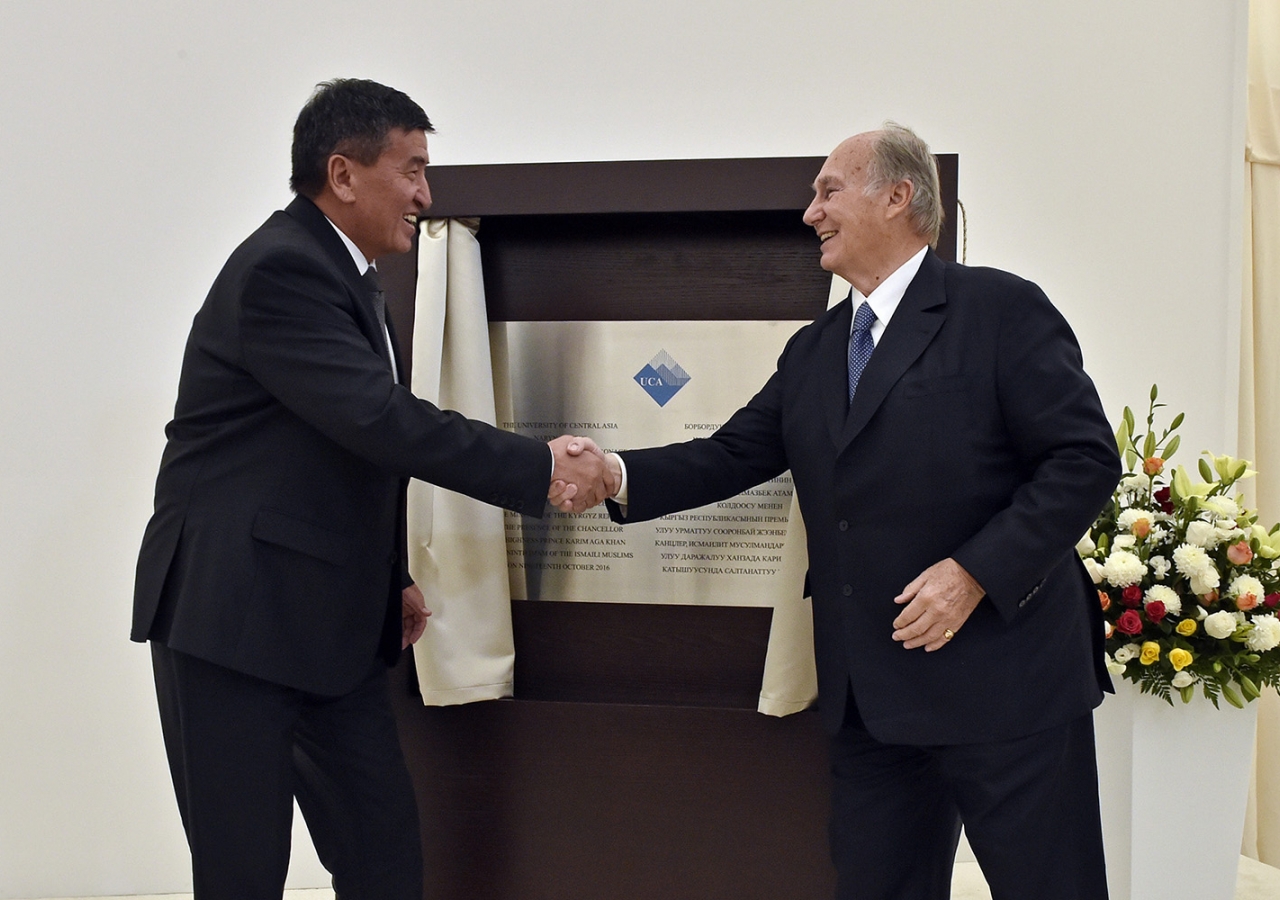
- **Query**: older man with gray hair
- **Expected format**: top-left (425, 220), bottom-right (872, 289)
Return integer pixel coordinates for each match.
top-left (564, 123), bottom-right (1120, 899)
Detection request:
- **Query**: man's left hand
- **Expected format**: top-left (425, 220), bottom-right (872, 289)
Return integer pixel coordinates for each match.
top-left (401, 583), bottom-right (431, 649)
top-left (892, 558), bottom-right (984, 652)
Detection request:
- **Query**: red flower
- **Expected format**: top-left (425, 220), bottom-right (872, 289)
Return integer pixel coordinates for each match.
top-left (1154, 487), bottom-right (1174, 514)
top-left (1115, 610), bottom-right (1145, 636)
top-left (1121, 585), bottom-right (1143, 607)
top-left (1144, 600), bottom-right (1167, 623)
top-left (1265, 593), bottom-right (1280, 609)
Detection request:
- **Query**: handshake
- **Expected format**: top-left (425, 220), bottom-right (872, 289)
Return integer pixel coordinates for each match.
top-left (546, 435), bottom-right (623, 513)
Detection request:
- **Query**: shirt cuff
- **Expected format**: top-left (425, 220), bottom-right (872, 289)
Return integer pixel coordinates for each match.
top-left (609, 452), bottom-right (629, 507)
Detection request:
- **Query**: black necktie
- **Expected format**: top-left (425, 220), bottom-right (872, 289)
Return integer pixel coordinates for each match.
top-left (362, 268), bottom-right (398, 382)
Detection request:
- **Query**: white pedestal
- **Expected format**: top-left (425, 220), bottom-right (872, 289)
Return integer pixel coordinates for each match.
top-left (1095, 682), bottom-right (1259, 900)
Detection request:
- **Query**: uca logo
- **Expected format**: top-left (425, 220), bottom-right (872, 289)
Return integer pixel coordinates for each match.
top-left (633, 350), bottom-right (691, 407)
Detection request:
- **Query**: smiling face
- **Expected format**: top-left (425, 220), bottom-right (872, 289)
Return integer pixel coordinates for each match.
top-left (324, 127), bottom-right (432, 261)
top-left (802, 133), bottom-right (922, 296)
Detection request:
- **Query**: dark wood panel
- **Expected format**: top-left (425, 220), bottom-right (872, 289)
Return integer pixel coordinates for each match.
top-left (424, 157), bottom-right (828, 217)
top-left (511, 599), bottom-right (773, 708)
top-left (392, 665), bottom-right (837, 900)
top-left (479, 210), bottom-right (829, 322)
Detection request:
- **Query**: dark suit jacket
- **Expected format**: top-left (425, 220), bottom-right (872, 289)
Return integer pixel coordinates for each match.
top-left (132, 195), bottom-right (549, 696)
top-left (609, 250), bottom-right (1120, 743)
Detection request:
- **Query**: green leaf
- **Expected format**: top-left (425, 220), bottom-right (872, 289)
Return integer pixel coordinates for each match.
top-left (1163, 435), bottom-right (1180, 461)
top-left (1242, 676), bottom-right (1261, 700)
top-left (1114, 420), bottom-right (1130, 457)
top-left (1199, 457), bottom-right (1214, 483)
top-left (1222, 683), bottom-right (1245, 708)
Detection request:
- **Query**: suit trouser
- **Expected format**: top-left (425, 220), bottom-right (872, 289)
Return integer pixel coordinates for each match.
top-left (151, 642), bottom-right (422, 900)
top-left (828, 694), bottom-right (1108, 900)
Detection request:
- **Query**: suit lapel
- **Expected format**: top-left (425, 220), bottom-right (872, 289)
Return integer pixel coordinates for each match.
top-left (284, 196), bottom-right (394, 370)
top-left (821, 298), bottom-right (856, 448)
top-left (838, 251), bottom-right (948, 450)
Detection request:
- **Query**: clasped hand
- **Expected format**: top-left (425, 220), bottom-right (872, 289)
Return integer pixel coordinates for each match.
top-left (546, 435), bottom-right (621, 513)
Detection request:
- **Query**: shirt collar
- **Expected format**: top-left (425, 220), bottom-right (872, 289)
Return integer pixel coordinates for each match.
top-left (325, 216), bottom-right (374, 275)
top-left (850, 245), bottom-right (928, 334)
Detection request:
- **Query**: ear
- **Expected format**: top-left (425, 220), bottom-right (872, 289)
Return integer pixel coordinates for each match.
top-left (884, 179), bottom-right (915, 221)
top-left (327, 154), bottom-right (358, 204)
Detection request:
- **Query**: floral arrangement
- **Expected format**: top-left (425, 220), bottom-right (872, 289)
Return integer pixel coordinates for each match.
top-left (1077, 386), bottom-right (1280, 706)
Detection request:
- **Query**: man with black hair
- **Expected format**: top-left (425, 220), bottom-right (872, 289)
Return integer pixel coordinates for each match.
top-left (133, 78), bottom-right (612, 899)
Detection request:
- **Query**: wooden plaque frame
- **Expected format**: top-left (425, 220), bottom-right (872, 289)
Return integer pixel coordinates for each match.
top-left (381, 154), bottom-right (958, 900)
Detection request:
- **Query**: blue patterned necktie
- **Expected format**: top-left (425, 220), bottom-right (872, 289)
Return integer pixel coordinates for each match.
top-left (848, 300), bottom-right (877, 404)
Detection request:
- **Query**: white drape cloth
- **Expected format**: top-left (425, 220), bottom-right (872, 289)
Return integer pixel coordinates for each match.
top-left (406, 216), bottom-right (820, 714)
top-left (407, 218), bottom-right (515, 704)
top-left (1241, 0), bottom-right (1280, 867)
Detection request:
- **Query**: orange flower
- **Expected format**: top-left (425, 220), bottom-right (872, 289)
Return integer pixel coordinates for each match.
top-left (1226, 541), bottom-right (1254, 566)
top-left (1098, 590), bottom-right (1112, 611)
top-left (1143, 456), bottom-right (1164, 475)
top-left (1131, 518), bottom-right (1151, 539)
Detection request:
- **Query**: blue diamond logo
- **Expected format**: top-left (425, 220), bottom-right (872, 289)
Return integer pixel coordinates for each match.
top-left (634, 350), bottom-right (691, 407)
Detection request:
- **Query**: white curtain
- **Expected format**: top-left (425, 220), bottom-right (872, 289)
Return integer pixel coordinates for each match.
top-left (407, 218), bottom-right (516, 704)
top-left (1241, 0), bottom-right (1280, 867)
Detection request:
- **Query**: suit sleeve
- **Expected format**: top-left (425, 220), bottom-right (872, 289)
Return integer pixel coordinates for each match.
top-left (951, 283), bottom-right (1120, 621)
top-left (238, 250), bottom-right (551, 516)
top-left (607, 342), bottom-right (793, 523)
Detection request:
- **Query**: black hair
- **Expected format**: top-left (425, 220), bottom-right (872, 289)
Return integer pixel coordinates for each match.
top-left (290, 78), bottom-right (434, 198)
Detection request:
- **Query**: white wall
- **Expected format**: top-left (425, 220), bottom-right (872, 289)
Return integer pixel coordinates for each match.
top-left (0, 1), bottom-right (1247, 896)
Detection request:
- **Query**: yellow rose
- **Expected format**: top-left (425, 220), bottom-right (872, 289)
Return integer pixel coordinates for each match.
top-left (1168, 648), bottom-right (1193, 671)
top-left (1176, 619), bottom-right (1197, 637)
top-left (1139, 642), bottom-right (1161, 665)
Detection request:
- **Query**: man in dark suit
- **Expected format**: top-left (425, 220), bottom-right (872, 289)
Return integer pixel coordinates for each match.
top-left (562, 124), bottom-right (1120, 899)
top-left (132, 79), bottom-right (612, 899)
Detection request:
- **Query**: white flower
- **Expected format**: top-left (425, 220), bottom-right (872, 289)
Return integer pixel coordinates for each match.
top-left (1228, 574), bottom-right (1265, 607)
top-left (1102, 550), bottom-right (1147, 588)
top-left (1144, 584), bottom-right (1182, 617)
top-left (1202, 496), bottom-right (1240, 520)
top-left (1105, 653), bottom-right (1126, 676)
top-left (1076, 533), bottom-right (1096, 556)
top-left (1149, 556), bottom-right (1171, 580)
top-left (1245, 615), bottom-right (1280, 653)
top-left (1173, 543), bottom-right (1213, 576)
top-left (1171, 671), bottom-right (1196, 689)
top-left (1196, 605), bottom-right (1209, 620)
top-left (1114, 535), bottom-right (1137, 550)
top-left (1189, 566), bottom-right (1221, 595)
top-left (1185, 520), bottom-right (1222, 549)
top-left (1121, 474), bottom-right (1148, 493)
top-left (1117, 509), bottom-right (1156, 533)
top-left (1082, 558), bottom-right (1104, 585)
top-left (1149, 526), bottom-right (1169, 544)
top-left (1174, 544), bottom-right (1220, 593)
top-left (1216, 525), bottom-right (1243, 543)
top-left (1114, 643), bottom-right (1141, 663)
top-left (1204, 610), bottom-right (1239, 640)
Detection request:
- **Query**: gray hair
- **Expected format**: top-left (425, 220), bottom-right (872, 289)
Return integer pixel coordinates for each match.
top-left (864, 122), bottom-right (944, 246)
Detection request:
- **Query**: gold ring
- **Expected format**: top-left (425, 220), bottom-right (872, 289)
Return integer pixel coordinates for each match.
top-left (943, 629), bottom-right (955, 641)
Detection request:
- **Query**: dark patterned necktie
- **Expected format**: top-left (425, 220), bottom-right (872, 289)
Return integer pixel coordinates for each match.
top-left (362, 268), bottom-right (398, 382)
top-left (848, 300), bottom-right (876, 404)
